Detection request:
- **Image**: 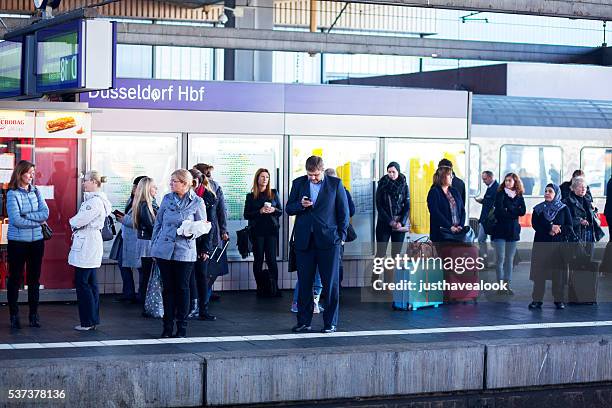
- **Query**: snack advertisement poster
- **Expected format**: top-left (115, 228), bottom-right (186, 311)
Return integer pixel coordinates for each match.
top-left (35, 111), bottom-right (91, 138)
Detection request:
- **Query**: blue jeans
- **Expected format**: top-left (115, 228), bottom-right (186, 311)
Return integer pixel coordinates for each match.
top-left (478, 224), bottom-right (490, 260)
top-left (75, 267), bottom-right (100, 327)
top-left (293, 269), bottom-right (323, 303)
top-left (493, 239), bottom-right (517, 282)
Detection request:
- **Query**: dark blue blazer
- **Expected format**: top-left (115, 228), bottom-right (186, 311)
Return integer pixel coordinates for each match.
top-left (286, 175), bottom-right (349, 251)
top-left (479, 180), bottom-right (499, 223)
top-left (346, 190), bottom-right (356, 218)
top-left (427, 185), bottom-right (466, 242)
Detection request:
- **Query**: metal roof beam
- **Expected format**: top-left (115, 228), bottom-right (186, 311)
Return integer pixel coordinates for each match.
top-left (339, 0), bottom-right (612, 21)
top-left (113, 23), bottom-right (603, 64)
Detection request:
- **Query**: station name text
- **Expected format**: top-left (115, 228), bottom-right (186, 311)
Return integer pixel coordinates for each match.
top-left (87, 85), bottom-right (205, 102)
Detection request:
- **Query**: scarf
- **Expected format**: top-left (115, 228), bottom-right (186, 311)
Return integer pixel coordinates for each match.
top-left (378, 173), bottom-right (407, 217)
top-left (504, 187), bottom-right (517, 199)
top-left (533, 183), bottom-right (566, 222)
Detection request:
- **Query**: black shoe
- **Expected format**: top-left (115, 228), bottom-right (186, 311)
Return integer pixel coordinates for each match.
top-left (187, 300), bottom-right (199, 319)
top-left (210, 293), bottom-right (221, 302)
top-left (28, 313), bottom-right (41, 328)
top-left (554, 302), bottom-right (566, 310)
top-left (198, 306), bottom-right (217, 321)
top-left (10, 315), bottom-right (21, 329)
top-left (174, 327), bottom-right (187, 338)
top-left (160, 328), bottom-right (173, 338)
top-left (321, 325), bottom-right (337, 333)
top-left (291, 324), bottom-right (312, 333)
top-left (528, 301), bottom-right (543, 310)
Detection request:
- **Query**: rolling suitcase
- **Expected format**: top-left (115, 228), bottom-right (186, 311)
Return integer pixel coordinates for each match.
top-left (439, 243), bottom-right (480, 303)
top-left (392, 237), bottom-right (443, 311)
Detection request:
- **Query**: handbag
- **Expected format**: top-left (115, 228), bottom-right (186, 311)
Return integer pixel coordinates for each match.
top-left (483, 207), bottom-right (497, 235)
top-left (101, 215), bottom-right (116, 241)
top-left (439, 226), bottom-right (475, 243)
top-left (207, 240), bottom-right (230, 278)
top-left (41, 222), bottom-right (53, 241)
top-left (345, 223), bottom-right (357, 243)
top-left (560, 227), bottom-right (592, 270)
top-left (288, 227), bottom-right (297, 272)
top-left (236, 226), bottom-right (252, 259)
top-left (144, 262), bottom-right (164, 318)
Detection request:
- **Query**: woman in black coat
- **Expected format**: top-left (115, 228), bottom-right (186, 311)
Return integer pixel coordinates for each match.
top-left (528, 184), bottom-right (572, 310)
top-left (244, 168), bottom-right (283, 295)
top-left (492, 173), bottom-right (526, 294)
top-left (375, 162), bottom-right (410, 260)
top-left (192, 172), bottom-right (221, 320)
top-left (427, 166), bottom-right (466, 243)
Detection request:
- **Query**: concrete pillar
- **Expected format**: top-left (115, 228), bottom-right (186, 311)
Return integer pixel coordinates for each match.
top-left (224, 0), bottom-right (274, 82)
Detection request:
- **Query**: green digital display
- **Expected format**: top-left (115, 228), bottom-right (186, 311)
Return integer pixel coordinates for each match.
top-left (0, 41), bottom-right (22, 98)
top-left (36, 23), bottom-right (80, 92)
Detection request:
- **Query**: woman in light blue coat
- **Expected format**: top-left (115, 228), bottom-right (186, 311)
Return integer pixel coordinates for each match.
top-left (6, 160), bottom-right (49, 329)
top-left (151, 169), bottom-right (207, 338)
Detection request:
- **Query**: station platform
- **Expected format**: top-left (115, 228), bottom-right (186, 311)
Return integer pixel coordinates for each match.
top-left (1, 263), bottom-right (612, 407)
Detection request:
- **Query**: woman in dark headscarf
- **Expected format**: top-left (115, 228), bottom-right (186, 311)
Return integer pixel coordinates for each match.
top-left (375, 162), bottom-right (410, 266)
top-left (528, 183), bottom-right (572, 310)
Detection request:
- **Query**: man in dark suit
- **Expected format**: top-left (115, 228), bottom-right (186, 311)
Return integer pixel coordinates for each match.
top-left (287, 156), bottom-right (349, 333)
top-left (438, 159), bottom-right (466, 207)
top-left (475, 171), bottom-right (499, 266)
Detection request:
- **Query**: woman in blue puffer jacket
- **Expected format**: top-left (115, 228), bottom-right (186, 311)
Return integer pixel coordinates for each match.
top-left (6, 160), bottom-right (49, 329)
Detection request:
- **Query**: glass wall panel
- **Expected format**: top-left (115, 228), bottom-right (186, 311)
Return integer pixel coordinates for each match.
top-left (386, 140), bottom-right (466, 235)
top-left (580, 147), bottom-right (612, 197)
top-left (469, 144), bottom-right (481, 197)
top-left (499, 145), bottom-right (563, 196)
top-left (91, 132), bottom-right (180, 256)
top-left (154, 46), bottom-right (215, 80)
top-left (116, 44), bottom-right (153, 79)
top-left (188, 134), bottom-right (283, 258)
top-left (290, 137), bottom-right (377, 256)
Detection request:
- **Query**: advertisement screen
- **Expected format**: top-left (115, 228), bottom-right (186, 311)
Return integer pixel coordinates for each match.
top-left (36, 21), bottom-right (80, 93)
top-left (0, 40), bottom-right (22, 98)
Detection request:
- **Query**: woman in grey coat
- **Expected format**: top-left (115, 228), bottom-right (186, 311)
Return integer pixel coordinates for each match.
top-left (151, 169), bottom-right (208, 338)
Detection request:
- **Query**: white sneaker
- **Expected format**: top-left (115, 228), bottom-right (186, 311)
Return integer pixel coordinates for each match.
top-left (74, 325), bottom-right (96, 331)
top-left (313, 301), bottom-right (321, 314)
top-left (290, 302), bottom-right (298, 313)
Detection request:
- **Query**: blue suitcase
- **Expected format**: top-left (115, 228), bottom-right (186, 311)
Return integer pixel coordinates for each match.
top-left (392, 262), bottom-right (444, 311)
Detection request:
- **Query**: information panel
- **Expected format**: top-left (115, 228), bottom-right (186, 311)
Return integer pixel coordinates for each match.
top-left (0, 40), bottom-right (23, 98)
top-left (36, 21), bottom-right (80, 93)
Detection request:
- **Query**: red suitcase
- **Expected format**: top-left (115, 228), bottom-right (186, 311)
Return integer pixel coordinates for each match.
top-left (438, 243), bottom-right (480, 303)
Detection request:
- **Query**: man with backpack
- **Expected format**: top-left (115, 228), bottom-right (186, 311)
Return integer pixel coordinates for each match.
top-left (475, 171), bottom-right (498, 268)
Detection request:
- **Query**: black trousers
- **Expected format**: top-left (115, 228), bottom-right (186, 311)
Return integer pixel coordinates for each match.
top-left (532, 270), bottom-right (565, 302)
top-left (138, 257), bottom-right (154, 306)
top-left (7, 240), bottom-right (45, 316)
top-left (189, 262), bottom-right (198, 303)
top-left (252, 235), bottom-right (279, 282)
top-left (157, 259), bottom-right (193, 331)
top-left (375, 223), bottom-right (406, 283)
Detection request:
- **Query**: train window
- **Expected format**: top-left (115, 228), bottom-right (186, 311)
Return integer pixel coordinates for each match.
top-left (92, 132), bottom-right (181, 258)
top-left (386, 140), bottom-right (466, 235)
top-left (291, 137), bottom-right (377, 257)
top-left (580, 147), bottom-right (612, 197)
top-left (499, 145), bottom-right (563, 196)
top-left (188, 134), bottom-right (283, 260)
top-left (469, 144), bottom-right (481, 197)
